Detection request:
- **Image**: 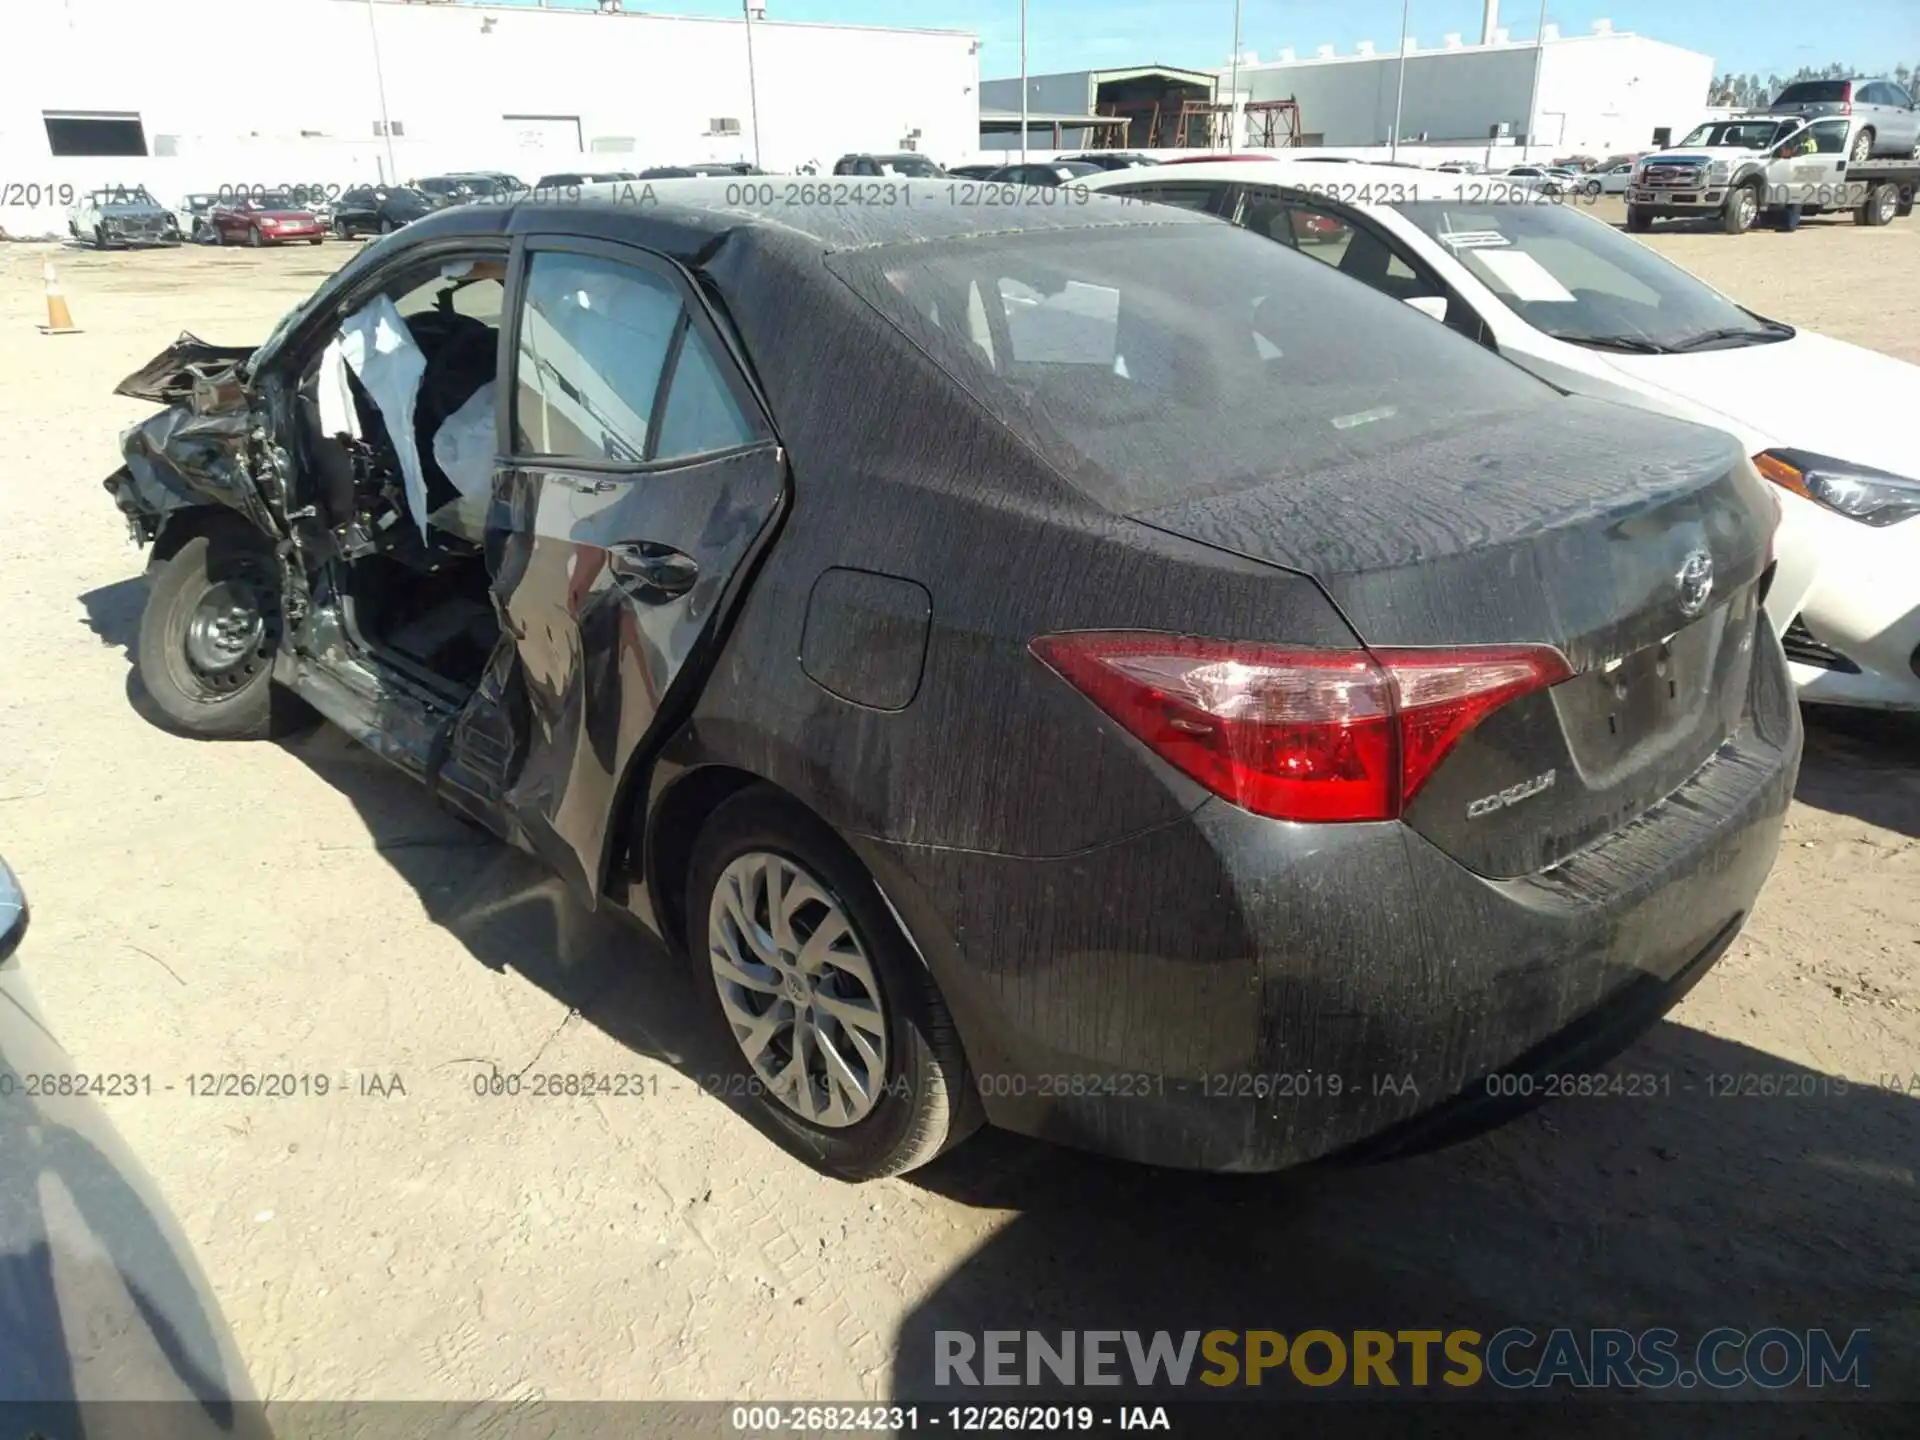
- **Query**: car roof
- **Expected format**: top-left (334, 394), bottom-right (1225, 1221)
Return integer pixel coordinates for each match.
top-left (408, 175), bottom-right (1216, 255)
top-left (1077, 159), bottom-right (1492, 203)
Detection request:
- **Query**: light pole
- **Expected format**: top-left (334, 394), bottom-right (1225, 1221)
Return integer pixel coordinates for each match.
top-left (365, 0), bottom-right (396, 182)
top-left (1390, 0), bottom-right (1409, 159)
top-left (1019, 0), bottom-right (1028, 163)
top-left (743, 1), bottom-right (763, 169)
top-left (1228, 0), bottom-right (1241, 151)
top-left (1528, 0), bottom-right (1548, 158)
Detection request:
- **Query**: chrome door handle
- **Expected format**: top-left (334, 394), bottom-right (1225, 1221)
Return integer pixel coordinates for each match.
top-left (607, 542), bottom-right (699, 599)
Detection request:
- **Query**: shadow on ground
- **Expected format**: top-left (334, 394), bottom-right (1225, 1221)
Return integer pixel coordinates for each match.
top-left (266, 715), bottom-right (1919, 1421)
top-left (73, 595), bottom-right (1920, 1421)
top-left (1795, 705), bottom-right (1920, 838)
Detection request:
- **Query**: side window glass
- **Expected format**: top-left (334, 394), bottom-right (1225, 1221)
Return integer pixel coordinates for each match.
top-left (656, 326), bottom-right (758, 459)
top-left (1117, 183), bottom-right (1224, 212)
top-left (513, 252), bottom-right (682, 461)
top-left (1810, 120), bottom-right (1850, 154)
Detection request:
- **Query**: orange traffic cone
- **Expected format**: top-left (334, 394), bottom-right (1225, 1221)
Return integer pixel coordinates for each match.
top-left (38, 260), bottom-right (81, 335)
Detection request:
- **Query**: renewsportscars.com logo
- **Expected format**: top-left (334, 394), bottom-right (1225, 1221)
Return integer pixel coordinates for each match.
top-left (934, 1327), bottom-right (1872, 1391)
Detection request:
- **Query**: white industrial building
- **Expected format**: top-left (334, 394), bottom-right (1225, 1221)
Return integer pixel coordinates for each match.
top-left (982, 7), bottom-right (1715, 161)
top-left (1223, 13), bottom-right (1714, 157)
top-left (0, 0), bottom-right (977, 232)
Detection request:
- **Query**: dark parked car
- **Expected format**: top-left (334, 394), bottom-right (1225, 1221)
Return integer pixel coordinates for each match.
top-left (0, 855), bottom-right (270, 1427)
top-left (1056, 152), bottom-right (1162, 170)
top-left (101, 185), bottom-right (1797, 1181)
top-left (332, 184), bottom-right (434, 238)
top-left (983, 160), bottom-right (1103, 186)
top-left (946, 163), bottom-right (1003, 180)
top-left (1767, 76), bottom-right (1920, 159)
top-left (636, 163), bottom-right (768, 179)
top-left (832, 151), bottom-right (946, 177)
top-left (411, 174), bottom-right (491, 209)
top-left (534, 170), bottom-right (640, 187)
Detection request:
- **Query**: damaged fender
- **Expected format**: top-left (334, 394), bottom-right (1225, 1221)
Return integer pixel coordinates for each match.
top-left (102, 333), bottom-right (283, 547)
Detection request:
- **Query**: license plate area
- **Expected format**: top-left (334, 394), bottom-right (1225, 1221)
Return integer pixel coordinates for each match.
top-left (1552, 585), bottom-right (1756, 783)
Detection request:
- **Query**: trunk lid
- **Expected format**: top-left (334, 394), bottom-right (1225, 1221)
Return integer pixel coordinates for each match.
top-left (1130, 397), bottom-right (1777, 876)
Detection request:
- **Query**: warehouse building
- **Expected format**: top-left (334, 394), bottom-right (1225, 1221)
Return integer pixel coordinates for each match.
top-left (1221, 12), bottom-right (1714, 157)
top-left (0, 0), bottom-right (978, 182)
top-left (978, 66), bottom-right (1220, 152)
top-left (982, 6), bottom-right (1713, 160)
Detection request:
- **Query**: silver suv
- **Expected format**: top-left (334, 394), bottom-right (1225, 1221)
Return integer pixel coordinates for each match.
top-left (1767, 77), bottom-right (1920, 160)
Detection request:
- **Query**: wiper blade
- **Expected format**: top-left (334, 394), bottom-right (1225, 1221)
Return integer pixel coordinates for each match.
top-left (1666, 323), bottom-right (1793, 352)
top-left (1544, 331), bottom-right (1672, 354)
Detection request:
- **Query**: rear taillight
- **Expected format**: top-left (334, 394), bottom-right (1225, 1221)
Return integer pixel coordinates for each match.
top-left (1031, 633), bottom-right (1571, 823)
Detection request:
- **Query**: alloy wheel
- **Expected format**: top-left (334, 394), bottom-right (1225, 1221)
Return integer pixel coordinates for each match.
top-left (707, 851), bottom-right (889, 1128)
top-left (1734, 188), bottom-right (1757, 229)
top-left (1850, 131), bottom-right (1873, 162)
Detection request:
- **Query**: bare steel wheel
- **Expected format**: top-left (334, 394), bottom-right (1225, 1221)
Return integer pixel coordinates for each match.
top-left (136, 523), bottom-right (308, 740)
top-left (708, 851), bottom-right (888, 1127)
top-left (181, 575), bottom-right (272, 693)
top-left (687, 786), bottom-right (981, 1180)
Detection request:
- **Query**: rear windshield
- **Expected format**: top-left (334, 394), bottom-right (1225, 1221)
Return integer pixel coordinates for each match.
top-left (827, 223), bottom-right (1554, 513)
top-left (1774, 80), bottom-right (1850, 103)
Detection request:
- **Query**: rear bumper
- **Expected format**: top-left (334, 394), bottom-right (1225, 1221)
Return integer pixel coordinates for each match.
top-left (862, 627), bottom-right (1801, 1171)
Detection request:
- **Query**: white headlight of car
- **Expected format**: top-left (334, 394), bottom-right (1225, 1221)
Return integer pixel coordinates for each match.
top-left (1708, 161), bottom-right (1732, 183)
top-left (1756, 450), bottom-right (1920, 527)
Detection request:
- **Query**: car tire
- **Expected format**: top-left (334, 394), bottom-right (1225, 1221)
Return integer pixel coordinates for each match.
top-left (247, 225), bottom-right (264, 248)
top-left (308, 236), bottom-right (323, 245)
top-left (1857, 181), bottom-right (1901, 226)
top-left (1722, 182), bottom-right (1760, 234)
top-left (336, 218), bottom-right (355, 240)
top-left (136, 527), bottom-right (291, 740)
top-left (93, 225), bottom-right (110, 250)
top-left (1850, 128), bottom-right (1874, 163)
top-left (1626, 205), bottom-right (1653, 232)
top-left (687, 786), bottom-right (981, 1181)
top-left (1583, 179), bottom-right (1601, 197)
top-left (379, 217), bottom-right (396, 235)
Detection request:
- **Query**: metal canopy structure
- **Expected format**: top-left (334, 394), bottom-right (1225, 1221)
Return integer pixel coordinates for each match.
top-left (980, 109), bottom-right (1131, 149)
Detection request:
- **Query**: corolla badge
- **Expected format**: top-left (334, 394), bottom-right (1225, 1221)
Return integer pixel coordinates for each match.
top-left (1676, 549), bottom-right (1714, 618)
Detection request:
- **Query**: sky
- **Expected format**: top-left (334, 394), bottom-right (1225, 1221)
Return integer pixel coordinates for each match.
top-left (490, 0), bottom-right (1920, 82)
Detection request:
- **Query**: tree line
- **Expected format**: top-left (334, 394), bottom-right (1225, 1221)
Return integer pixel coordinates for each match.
top-left (1710, 62), bottom-right (1920, 108)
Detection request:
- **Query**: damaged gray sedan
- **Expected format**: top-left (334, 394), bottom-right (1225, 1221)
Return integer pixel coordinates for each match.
top-left (103, 187), bottom-right (1796, 1182)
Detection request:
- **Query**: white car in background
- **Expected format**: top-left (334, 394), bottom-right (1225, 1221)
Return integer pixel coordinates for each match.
top-left (1080, 160), bottom-right (1920, 712)
top-left (1595, 161), bottom-right (1637, 195)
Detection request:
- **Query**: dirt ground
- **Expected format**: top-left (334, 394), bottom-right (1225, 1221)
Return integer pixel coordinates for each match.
top-left (1, 199), bottom-right (1916, 1411)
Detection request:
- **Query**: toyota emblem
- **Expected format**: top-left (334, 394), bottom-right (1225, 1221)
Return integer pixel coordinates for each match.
top-left (1676, 549), bottom-right (1714, 618)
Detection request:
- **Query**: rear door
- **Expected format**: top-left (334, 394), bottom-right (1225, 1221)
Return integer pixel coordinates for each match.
top-left (457, 235), bottom-right (786, 905)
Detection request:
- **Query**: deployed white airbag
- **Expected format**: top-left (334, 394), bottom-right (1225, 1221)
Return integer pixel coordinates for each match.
top-left (336, 293), bottom-right (429, 537)
top-left (428, 379), bottom-right (497, 542)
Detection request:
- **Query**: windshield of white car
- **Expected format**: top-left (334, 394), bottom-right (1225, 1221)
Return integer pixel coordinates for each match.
top-left (829, 224), bottom-right (1556, 513)
top-left (1391, 199), bottom-right (1793, 352)
top-left (1678, 120), bottom-right (1799, 148)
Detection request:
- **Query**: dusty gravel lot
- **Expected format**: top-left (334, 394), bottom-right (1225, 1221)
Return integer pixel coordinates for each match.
top-left (1, 200), bottom-right (1916, 1411)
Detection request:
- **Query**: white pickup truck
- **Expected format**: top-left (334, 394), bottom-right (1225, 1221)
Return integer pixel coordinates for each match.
top-left (1627, 112), bottom-right (1919, 233)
